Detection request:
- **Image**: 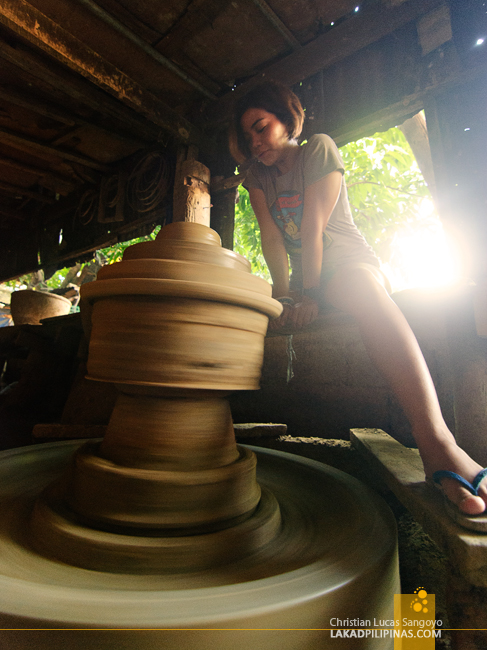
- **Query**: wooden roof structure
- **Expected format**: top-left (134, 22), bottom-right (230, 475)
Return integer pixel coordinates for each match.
top-left (0, 0), bottom-right (486, 281)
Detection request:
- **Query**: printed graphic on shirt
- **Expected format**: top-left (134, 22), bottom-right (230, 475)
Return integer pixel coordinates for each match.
top-left (271, 191), bottom-right (303, 242)
top-left (271, 190), bottom-right (333, 255)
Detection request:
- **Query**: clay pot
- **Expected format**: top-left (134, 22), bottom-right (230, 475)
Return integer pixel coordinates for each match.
top-left (31, 223), bottom-right (283, 572)
top-left (81, 222), bottom-right (280, 390)
top-left (10, 290), bottom-right (71, 325)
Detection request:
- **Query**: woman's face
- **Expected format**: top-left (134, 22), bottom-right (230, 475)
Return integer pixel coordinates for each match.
top-left (240, 108), bottom-right (290, 167)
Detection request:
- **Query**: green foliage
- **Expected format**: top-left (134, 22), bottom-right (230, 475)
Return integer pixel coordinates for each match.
top-left (233, 126), bottom-right (432, 279)
top-left (233, 188), bottom-right (270, 281)
top-left (3, 270), bottom-right (69, 292)
top-left (340, 128), bottom-right (430, 263)
top-left (98, 225), bottom-right (161, 265)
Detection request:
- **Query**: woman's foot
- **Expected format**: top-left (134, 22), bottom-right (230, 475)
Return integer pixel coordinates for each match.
top-left (420, 437), bottom-right (487, 515)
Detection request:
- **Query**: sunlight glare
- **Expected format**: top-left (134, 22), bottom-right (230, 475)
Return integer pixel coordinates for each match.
top-left (381, 199), bottom-right (462, 291)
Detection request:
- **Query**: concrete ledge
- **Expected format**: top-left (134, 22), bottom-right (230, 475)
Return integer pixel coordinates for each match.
top-left (233, 423), bottom-right (287, 438)
top-left (33, 422), bottom-right (288, 442)
top-left (350, 428), bottom-right (487, 587)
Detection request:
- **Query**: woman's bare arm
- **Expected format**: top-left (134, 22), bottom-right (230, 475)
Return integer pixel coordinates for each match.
top-left (291, 171), bottom-right (342, 328)
top-left (248, 187), bottom-right (290, 298)
top-left (300, 170), bottom-right (342, 291)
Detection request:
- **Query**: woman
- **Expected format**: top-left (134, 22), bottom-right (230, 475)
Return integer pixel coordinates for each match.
top-left (229, 81), bottom-right (487, 527)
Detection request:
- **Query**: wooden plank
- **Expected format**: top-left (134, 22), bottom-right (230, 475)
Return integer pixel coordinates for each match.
top-left (0, 126), bottom-right (110, 172)
top-left (37, 208), bottom-right (167, 269)
top-left (0, 38), bottom-right (161, 143)
top-left (249, 0), bottom-right (301, 50)
top-left (0, 155), bottom-right (75, 196)
top-left (350, 428), bottom-right (487, 587)
top-left (329, 95), bottom-right (424, 147)
top-left (210, 173), bottom-right (245, 194)
top-left (328, 59), bottom-right (487, 147)
top-left (76, 0), bottom-right (217, 100)
top-left (157, 0), bottom-right (229, 59)
top-left (0, 85), bottom-right (148, 149)
top-left (0, 204), bottom-right (25, 221)
top-left (93, 0), bottom-right (162, 45)
top-left (259, 0), bottom-right (443, 85)
top-left (417, 4), bottom-right (452, 56)
top-left (208, 0), bottom-right (444, 123)
top-left (0, 180), bottom-right (54, 203)
top-left (399, 111), bottom-right (437, 200)
top-left (0, 0), bottom-right (202, 144)
top-left (0, 85), bottom-right (75, 127)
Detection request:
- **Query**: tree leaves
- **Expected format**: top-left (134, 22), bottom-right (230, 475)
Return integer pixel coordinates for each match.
top-left (341, 128), bottom-right (431, 264)
top-left (233, 188), bottom-right (270, 281)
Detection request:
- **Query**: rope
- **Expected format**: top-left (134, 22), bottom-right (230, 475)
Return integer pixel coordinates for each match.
top-left (127, 151), bottom-right (171, 213)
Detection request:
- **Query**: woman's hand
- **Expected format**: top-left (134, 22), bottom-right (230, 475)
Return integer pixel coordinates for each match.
top-left (290, 295), bottom-right (319, 329)
top-left (269, 302), bottom-right (294, 331)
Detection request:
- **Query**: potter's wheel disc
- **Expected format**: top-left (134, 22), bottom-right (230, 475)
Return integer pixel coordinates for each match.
top-left (0, 440), bottom-right (397, 628)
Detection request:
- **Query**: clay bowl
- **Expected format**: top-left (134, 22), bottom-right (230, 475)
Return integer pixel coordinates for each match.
top-left (10, 290), bottom-right (71, 325)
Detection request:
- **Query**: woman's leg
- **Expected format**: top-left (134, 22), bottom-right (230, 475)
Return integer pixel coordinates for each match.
top-left (323, 265), bottom-right (487, 515)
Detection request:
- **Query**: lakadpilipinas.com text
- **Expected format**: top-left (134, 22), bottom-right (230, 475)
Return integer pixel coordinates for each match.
top-left (329, 618), bottom-right (442, 639)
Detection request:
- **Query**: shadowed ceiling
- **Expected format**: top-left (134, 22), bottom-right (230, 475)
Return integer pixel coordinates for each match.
top-left (0, 0), bottom-right (482, 279)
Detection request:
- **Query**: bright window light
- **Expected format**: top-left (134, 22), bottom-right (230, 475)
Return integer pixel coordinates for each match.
top-left (380, 199), bottom-right (462, 291)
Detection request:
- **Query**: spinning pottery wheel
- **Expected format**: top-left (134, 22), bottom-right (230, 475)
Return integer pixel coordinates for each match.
top-left (30, 222), bottom-right (282, 572)
top-left (0, 223), bottom-right (399, 649)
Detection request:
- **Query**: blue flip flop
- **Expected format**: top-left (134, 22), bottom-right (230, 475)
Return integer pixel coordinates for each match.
top-left (432, 468), bottom-right (487, 532)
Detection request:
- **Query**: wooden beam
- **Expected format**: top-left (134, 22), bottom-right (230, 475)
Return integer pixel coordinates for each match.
top-left (0, 204), bottom-right (25, 221)
top-left (210, 173), bottom-right (244, 194)
top-left (150, 0), bottom-right (228, 98)
top-left (328, 58), bottom-right (487, 147)
top-left (0, 180), bottom-right (55, 203)
top-left (209, 0), bottom-right (444, 123)
top-left (0, 0), bottom-right (202, 145)
top-left (0, 155), bottom-right (75, 195)
top-left (0, 85), bottom-right (75, 126)
top-left (0, 38), bottom-right (160, 143)
top-left (41, 209), bottom-right (166, 268)
top-left (0, 85), bottom-right (148, 148)
top-left (77, 0), bottom-right (218, 100)
top-left (329, 95), bottom-right (424, 147)
top-left (0, 126), bottom-right (110, 172)
top-left (249, 0), bottom-right (301, 50)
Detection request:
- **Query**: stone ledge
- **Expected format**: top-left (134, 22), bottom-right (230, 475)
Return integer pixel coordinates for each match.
top-left (350, 428), bottom-right (487, 587)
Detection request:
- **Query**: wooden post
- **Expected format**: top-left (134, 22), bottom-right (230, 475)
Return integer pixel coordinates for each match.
top-left (399, 111), bottom-right (437, 207)
top-left (172, 145), bottom-right (211, 226)
top-left (210, 188), bottom-right (236, 250)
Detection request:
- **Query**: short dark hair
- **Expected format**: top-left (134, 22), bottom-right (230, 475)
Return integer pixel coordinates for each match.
top-left (229, 81), bottom-right (305, 163)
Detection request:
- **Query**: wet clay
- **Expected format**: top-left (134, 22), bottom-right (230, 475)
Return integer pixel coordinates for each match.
top-left (29, 222), bottom-right (283, 572)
